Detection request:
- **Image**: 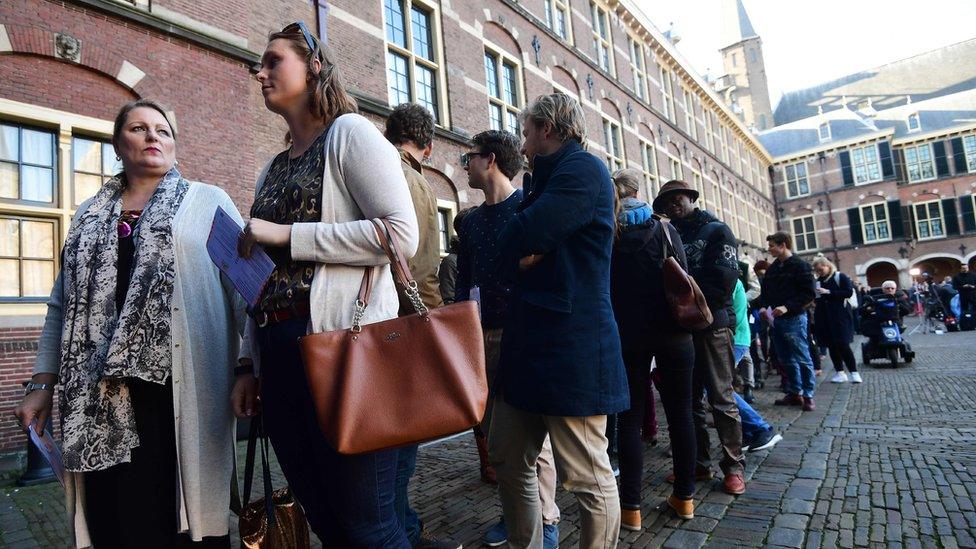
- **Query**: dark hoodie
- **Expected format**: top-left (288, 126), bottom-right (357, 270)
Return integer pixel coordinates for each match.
top-left (671, 208), bottom-right (740, 330)
top-left (610, 215), bottom-right (689, 345)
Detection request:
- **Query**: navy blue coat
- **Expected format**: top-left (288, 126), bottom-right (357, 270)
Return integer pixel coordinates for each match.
top-left (494, 141), bottom-right (629, 417)
top-left (813, 272), bottom-right (855, 345)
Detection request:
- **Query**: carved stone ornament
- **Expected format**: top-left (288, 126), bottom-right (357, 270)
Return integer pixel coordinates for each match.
top-left (55, 33), bottom-right (81, 63)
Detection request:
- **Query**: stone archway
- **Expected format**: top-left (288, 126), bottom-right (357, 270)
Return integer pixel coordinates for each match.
top-left (912, 256), bottom-right (962, 284)
top-left (865, 261), bottom-right (900, 288)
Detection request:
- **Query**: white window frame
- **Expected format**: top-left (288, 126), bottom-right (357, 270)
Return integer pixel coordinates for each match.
top-left (904, 142), bottom-right (937, 183)
top-left (544, 0), bottom-right (573, 43)
top-left (850, 143), bottom-right (883, 185)
top-left (720, 125), bottom-right (730, 164)
top-left (383, 0), bottom-right (449, 125)
top-left (692, 170), bottom-right (703, 208)
top-left (628, 37), bottom-right (647, 101)
top-left (435, 199), bottom-right (456, 257)
top-left (668, 155), bottom-right (681, 181)
top-left (907, 112), bottom-right (921, 133)
top-left (639, 138), bottom-right (658, 197)
top-left (964, 135), bottom-right (976, 173)
top-left (791, 214), bottom-right (818, 252)
top-left (590, 2), bottom-right (615, 76)
top-left (705, 110), bottom-right (715, 153)
top-left (859, 202), bottom-right (891, 243)
top-left (682, 89), bottom-right (697, 140)
top-left (784, 161), bottom-right (809, 198)
top-left (659, 67), bottom-right (675, 122)
top-left (483, 46), bottom-right (523, 133)
top-left (818, 122), bottom-right (831, 142)
top-left (602, 117), bottom-right (625, 172)
top-left (913, 199), bottom-right (945, 241)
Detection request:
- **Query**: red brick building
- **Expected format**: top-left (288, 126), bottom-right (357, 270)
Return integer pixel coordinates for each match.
top-left (0, 0), bottom-right (773, 464)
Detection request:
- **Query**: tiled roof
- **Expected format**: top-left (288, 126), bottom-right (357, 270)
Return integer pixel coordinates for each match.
top-left (773, 38), bottom-right (976, 125)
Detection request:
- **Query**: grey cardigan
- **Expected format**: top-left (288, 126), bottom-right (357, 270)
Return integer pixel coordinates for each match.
top-left (241, 113), bottom-right (418, 366)
top-left (35, 183), bottom-right (248, 547)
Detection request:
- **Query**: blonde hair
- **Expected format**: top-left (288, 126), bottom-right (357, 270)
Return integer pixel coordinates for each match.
top-left (611, 168), bottom-right (642, 199)
top-left (268, 25), bottom-right (358, 139)
top-left (522, 93), bottom-right (587, 145)
top-left (811, 255), bottom-right (836, 275)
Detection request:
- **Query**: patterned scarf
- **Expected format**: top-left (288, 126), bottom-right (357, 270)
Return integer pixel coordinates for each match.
top-left (58, 167), bottom-right (188, 471)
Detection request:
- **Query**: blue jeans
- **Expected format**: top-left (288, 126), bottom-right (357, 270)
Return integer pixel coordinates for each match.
top-left (770, 314), bottom-right (816, 398)
top-left (395, 445), bottom-right (422, 545)
top-left (735, 392), bottom-right (770, 441)
top-left (258, 316), bottom-right (410, 548)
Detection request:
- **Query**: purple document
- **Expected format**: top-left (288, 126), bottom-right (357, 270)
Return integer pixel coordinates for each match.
top-left (206, 207), bottom-right (276, 308)
top-left (29, 420), bottom-right (64, 488)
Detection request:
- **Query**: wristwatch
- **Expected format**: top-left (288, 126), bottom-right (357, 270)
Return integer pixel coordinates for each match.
top-left (24, 382), bottom-right (54, 396)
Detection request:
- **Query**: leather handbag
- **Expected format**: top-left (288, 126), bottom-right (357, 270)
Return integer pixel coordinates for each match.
top-left (235, 416), bottom-right (310, 549)
top-left (299, 218), bottom-right (488, 455)
top-left (658, 218), bottom-right (714, 331)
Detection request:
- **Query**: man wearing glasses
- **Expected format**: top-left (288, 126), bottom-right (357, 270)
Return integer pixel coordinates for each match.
top-left (456, 130), bottom-right (561, 548)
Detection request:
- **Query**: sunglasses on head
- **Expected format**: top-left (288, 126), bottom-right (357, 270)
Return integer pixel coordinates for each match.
top-left (284, 21), bottom-right (320, 59)
top-left (460, 151), bottom-right (491, 168)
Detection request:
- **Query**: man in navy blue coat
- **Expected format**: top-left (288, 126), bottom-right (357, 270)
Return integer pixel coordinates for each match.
top-left (488, 93), bottom-right (629, 548)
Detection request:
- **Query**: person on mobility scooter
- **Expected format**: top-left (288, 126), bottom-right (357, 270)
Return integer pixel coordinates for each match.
top-left (859, 280), bottom-right (915, 367)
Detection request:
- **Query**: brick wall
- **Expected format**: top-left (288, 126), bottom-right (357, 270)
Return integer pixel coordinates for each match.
top-left (0, 328), bottom-right (49, 454)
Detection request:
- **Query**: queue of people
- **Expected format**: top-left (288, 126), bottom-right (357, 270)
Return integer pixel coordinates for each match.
top-left (13, 19), bottom-right (910, 549)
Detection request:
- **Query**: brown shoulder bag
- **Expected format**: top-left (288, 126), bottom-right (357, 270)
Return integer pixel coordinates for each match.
top-left (658, 219), bottom-right (714, 331)
top-left (299, 219), bottom-right (488, 454)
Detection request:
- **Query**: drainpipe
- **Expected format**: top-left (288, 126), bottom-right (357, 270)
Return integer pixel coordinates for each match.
top-left (819, 152), bottom-right (840, 267)
top-left (313, 0), bottom-right (329, 44)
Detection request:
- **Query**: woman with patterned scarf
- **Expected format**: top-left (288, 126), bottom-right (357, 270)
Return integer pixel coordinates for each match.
top-left (14, 99), bottom-right (249, 548)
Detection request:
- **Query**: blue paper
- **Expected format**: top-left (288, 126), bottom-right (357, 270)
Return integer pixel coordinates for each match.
top-left (206, 207), bottom-right (276, 308)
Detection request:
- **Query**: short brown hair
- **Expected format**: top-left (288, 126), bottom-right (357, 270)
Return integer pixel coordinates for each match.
top-left (766, 231), bottom-right (793, 250)
top-left (385, 104), bottom-right (435, 149)
top-left (112, 99), bottom-right (175, 151)
top-left (268, 24), bottom-right (358, 129)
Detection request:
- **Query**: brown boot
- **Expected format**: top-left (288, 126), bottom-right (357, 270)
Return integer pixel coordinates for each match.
top-left (621, 508), bottom-right (642, 531)
top-left (475, 433), bottom-right (497, 484)
top-left (667, 494), bottom-right (694, 520)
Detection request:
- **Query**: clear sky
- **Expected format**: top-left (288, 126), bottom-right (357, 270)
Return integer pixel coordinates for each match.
top-left (637, 0), bottom-right (976, 108)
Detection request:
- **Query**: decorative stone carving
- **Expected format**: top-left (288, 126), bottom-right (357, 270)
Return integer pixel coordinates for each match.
top-left (55, 33), bottom-right (81, 63)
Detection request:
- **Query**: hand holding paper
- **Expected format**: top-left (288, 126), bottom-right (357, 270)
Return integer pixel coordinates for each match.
top-left (207, 207), bottom-right (276, 309)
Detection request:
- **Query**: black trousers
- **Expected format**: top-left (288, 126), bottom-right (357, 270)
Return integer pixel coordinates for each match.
top-left (84, 379), bottom-right (230, 549)
top-left (618, 331), bottom-right (697, 504)
top-left (827, 343), bottom-right (857, 373)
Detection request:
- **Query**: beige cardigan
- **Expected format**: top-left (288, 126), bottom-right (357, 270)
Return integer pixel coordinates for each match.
top-left (35, 183), bottom-right (248, 547)
top-left (242, 113), bottom-right (419, 366)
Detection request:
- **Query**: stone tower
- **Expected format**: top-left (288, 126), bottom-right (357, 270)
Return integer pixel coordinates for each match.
top-left (719, 0), bottom-right (773, 130)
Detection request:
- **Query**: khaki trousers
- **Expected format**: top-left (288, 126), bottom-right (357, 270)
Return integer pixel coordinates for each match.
top-left (481, 329), bottom-right (559, 525)
top-left (488, 397), bottom-right (620, 548)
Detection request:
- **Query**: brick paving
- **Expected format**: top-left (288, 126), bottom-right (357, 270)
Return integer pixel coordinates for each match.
top-left (1, 318), bottom-right (974, 548)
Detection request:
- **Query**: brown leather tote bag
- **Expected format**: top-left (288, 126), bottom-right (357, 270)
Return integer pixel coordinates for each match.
top-left (299, 219), bottom-right (488, 455)
top-left (658, 219), bottom-right (714, 331)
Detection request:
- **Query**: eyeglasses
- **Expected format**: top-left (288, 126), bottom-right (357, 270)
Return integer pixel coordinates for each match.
top-left (460, 151), bottom-right (490, 168)
top-left (284, 21), bottom-right (320, 59)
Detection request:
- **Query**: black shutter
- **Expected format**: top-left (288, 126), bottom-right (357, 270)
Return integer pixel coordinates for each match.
top-left (933, 141), bottom-right (950, 178)
top-left (879, 141), bottom-right (894, 178)
top-left (903, 205), bottom-right (916, 240)
top-left (893, 148), bottom-right (906, 183)
top-left (951, 137), bottom-right (968, 174)
top-left (889, 200), bottom-right (904, 239)
top-left (960, 195), bottom-right (976, 233)
top-left (847, 207), bottom-right (863, 245)
top-left (943, 198), bottom-right (960, 236)
top-left (840, 150), bottom-right (854, 186)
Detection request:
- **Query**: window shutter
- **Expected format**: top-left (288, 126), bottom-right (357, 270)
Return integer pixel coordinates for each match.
top-left (942, 198), bottom-right (960, 236)
top-left (933, 141), bottom-right (950, 178)
top-left (889, 200), bottom-right (904, 239)
top-left (903, 205), bottom-right (916, 240)
top-left (847, 208), bottom-right (863, 245)
top-left (840, 150), bottom-right (854, 186)
top-left (960, 196), bottom-right (976, 233)
top-left (879, 141), bottom-right (894, 178)
top-left (893, 147), bottom-right (906, 183)
top-left (951, 137), bottom-right (968, 174)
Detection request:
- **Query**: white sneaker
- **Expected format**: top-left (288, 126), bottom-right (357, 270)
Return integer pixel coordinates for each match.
top-left (830, 371), bottom-right (848, 383)
top-left (850, 372), bottom-right (862, 383)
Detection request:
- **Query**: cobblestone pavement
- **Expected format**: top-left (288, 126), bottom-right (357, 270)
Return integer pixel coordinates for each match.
top-left (1, 319), bottom-right (974, 548)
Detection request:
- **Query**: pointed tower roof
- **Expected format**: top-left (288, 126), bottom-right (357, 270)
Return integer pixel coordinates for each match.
top-left (720, 0), bottom-right (758, 49)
